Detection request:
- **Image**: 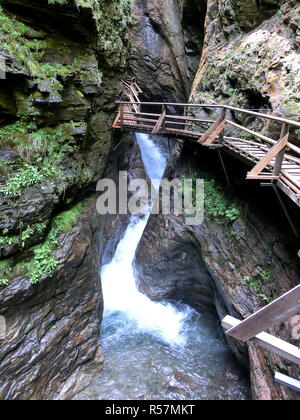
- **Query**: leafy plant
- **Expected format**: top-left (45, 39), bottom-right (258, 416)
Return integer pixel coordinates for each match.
top-left (21, 202), bottom-right (83, 284)
top-left (0, 278), bottom-right (9, 286)
top-left (1, 165), bottom-right (43, 196)
top-left (243, 264), bottom-right (273, 303)
top-left (205, 179), bottom-right (240, 223)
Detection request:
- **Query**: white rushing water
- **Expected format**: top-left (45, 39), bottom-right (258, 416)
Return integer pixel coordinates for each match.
top-left (73, 132), bottom-right (250, 400)
top-left (101, 133), bottom-right (188, 346)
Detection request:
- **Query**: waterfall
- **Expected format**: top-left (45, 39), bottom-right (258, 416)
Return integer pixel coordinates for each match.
top-left (101, 133), bottom-right (188, 345)
top-left (73, 132), bottom-right (250, 400)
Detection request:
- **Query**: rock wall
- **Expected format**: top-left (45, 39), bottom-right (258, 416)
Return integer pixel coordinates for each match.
top-left (190, 0), bottom-right (300, 143)
top-left (128, 0), bottom-right (206, 101)
top-left (0, 0), bottom-right (134, 399)
top-left (135, 143), bottom-right (300, 400)
top-left (0, 197), bottom-right (103, 400)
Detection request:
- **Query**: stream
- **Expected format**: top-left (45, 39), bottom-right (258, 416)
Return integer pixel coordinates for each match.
top-left (74, 133), bottom-right (251, 400)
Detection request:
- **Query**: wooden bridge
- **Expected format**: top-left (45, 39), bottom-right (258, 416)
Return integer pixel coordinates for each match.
top-left (113, 82), bottom-right (300, 208)
top-left (113, 82), bottom-right (300, 394)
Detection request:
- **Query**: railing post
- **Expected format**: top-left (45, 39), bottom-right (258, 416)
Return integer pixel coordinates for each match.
top-left (198, 106), bottom-right (226, 145)
top-left (162, 104), bottom-right (166, 131)
top-left (120, 103), bottom-right (124, 130)
top-left (219, 107), bottom-right (226, 143)
top-left (273, 123), bottom-right (290, 176)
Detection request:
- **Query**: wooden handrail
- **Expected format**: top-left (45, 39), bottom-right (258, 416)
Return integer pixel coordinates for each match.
top-left (117, 103), bottom-right (300, 155)
top-left (225, 284), bottom-right (300, 342)
top-left (113, 84), bottom-right (300, 207)
top-left (116, 101), bottom-right (300, 129)
top-left (223, 315), bottom-right (300, 366)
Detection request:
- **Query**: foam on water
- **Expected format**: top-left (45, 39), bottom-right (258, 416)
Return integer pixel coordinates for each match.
top-left (101, 133), bottom-right (188, 346)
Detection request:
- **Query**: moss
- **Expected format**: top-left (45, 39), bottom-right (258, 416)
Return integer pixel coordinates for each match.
top-left (0, 120), bottom-right (91, 196)
top-left (51, 202), bottom-right (83, 233)
top-left (11, 202), bottom-right (84, 285)
top-left (0, 5), bottom-right (72, 82)
top-left (0, 222), bottom-right (47, 249)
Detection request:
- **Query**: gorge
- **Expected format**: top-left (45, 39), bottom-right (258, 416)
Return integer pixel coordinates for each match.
top-left (0, 0), bottom-right (299, 401)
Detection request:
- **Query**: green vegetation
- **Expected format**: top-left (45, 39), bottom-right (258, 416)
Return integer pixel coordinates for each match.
top-left (94, 0), bottom-right (134, 67)
top-left (0, 203), bottom-right (83, 286)
top-left (47, 0), bottom-right (134, 68)
top-left (0, 259), bottom-right (13, 287)
top-left (3, 165), bottom-right (44, 196)
top-left (205, 179), bottom-right (240, 223)
top-left (243, 264), bottom-right (273, 303)
top-left (24, 202), bottom-right (83, 284)
top-left (180, 175), bottom-right (240, 224)
top-left (0, 120), bottom-right (89, 196)
top-left (0, 222), bottom-right (47, 249)
top-left (0, 6), bottom-right (73, 82)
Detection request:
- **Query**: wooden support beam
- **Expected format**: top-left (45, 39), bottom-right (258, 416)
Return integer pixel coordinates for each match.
top-left (274, 123), bottom-right (290, 176)
top-left (203, 120), bottom-right (226, 146)
top-left (198, 108), bottom-right (226, 144)
top-left (152, 109), bottom-right (166, 134)
top-left (222, 315), bottom-right (300, 366)
top-left (120, 104), bottom-right (124, 129)
top-left (225, 284), bottom-right (300, 342)
top-left (112, 109), bottom-right (121, 129)
top-left (247, 175), bottom-right (280, 180)
top-left (274, 372), bottom-right (300, 392)
top-left (247, 133), bottom-right (289, 178)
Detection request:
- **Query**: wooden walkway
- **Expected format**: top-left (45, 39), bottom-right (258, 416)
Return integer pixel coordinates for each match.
top-left (113, 84), bottom-right (300, 392)
top-left (113, 83), bottom-right (300, 207)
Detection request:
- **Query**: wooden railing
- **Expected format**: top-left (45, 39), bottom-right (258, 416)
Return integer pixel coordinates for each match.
top-left (222, 284), bottom-right (300, 393)
top-left (113, 84), bottom-right (300, 207)
top-left (113, 83), bottom-right (300, 393)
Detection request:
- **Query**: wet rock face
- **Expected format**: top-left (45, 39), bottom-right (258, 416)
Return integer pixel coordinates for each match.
top-left (0, 0), bottom-right (129, 259)
top-left (191, 0), bottom-right (300, 121)
top-left (135, 213), bottom-right (214, 311)
top-left (0, 198), bottom-right (103, 400)
top-left (129, 0), bottom-right (206, 102)
top-left (135, 145), bottom-right (300, 400)
top-left (0, 0), bottom-right (133, 399)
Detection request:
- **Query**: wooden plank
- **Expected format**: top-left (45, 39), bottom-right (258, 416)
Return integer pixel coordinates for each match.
top-left (116, 101), bottom-right (300, 129)
top-left (277, 180), bottom-right (300, 206)
top-left (152, 110), bottom-right (166, 134)
top-left (198, 108), bottom-right (226, 144)
top-left (225, 284), bottom-right (300, 342)
top-left (224, 137), bottom-right (270, 149)
top-left (222, 316), bottom-right (300, 366)
top-left (274, 372), bottom-right (300, 392)
top-left (247, 134), bottom-right (289, 177)
top-left (226, 120), bottom-right (276, 146)
top-left (204, 120), bottom-right (226, 145)
top-left (247, 175), bottom-right (280, 180)
top-left (282, 171), bottom-right (300, 189)
top-left (124, 116), bottom-right (158, 123)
